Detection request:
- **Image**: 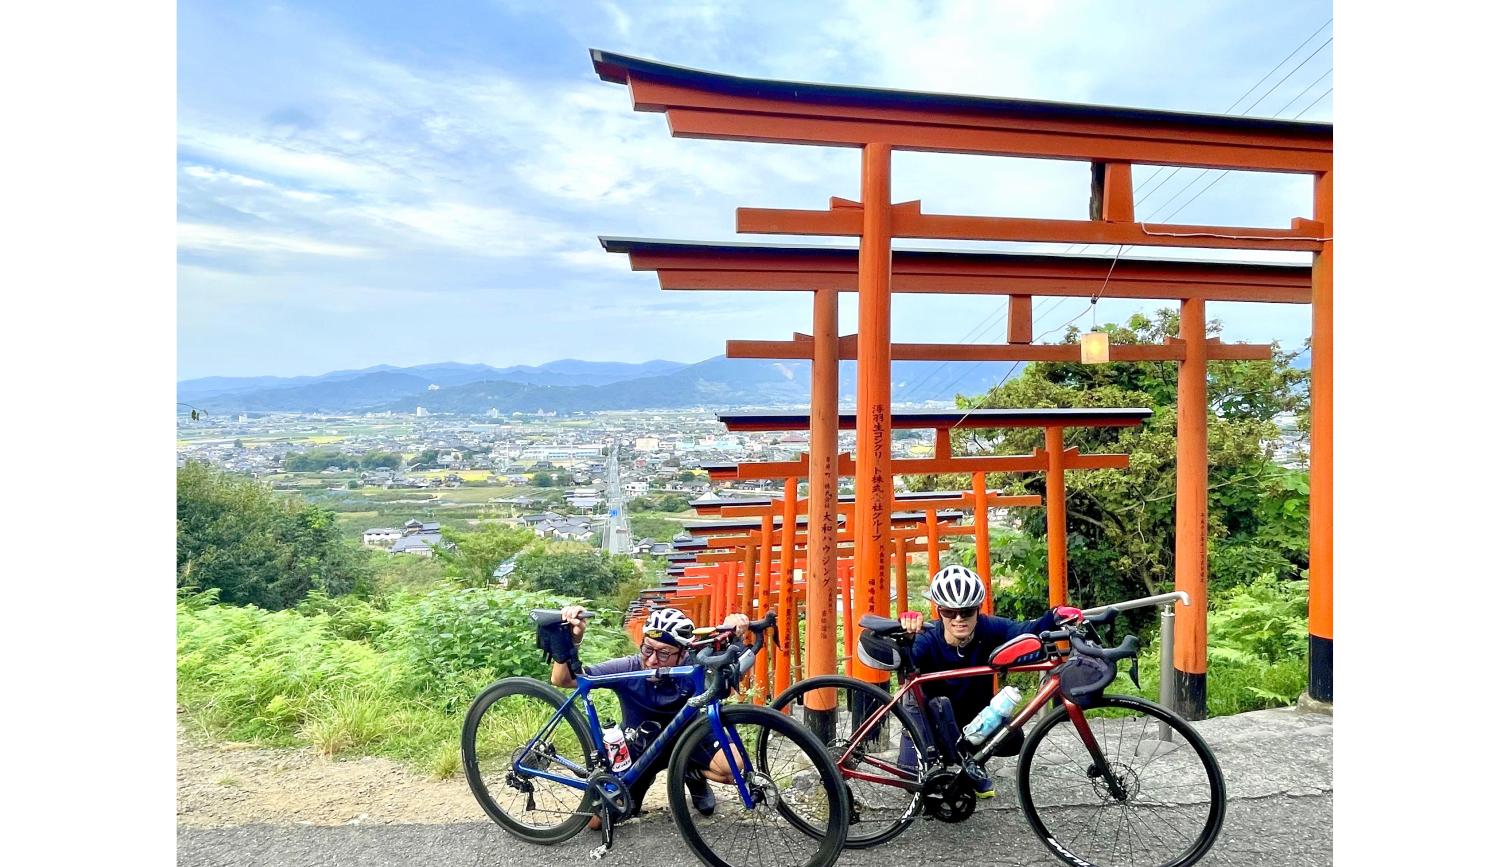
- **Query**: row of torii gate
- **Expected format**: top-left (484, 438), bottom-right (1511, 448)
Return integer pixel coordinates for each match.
top-left (594, 50), bottom-right (1333, 720)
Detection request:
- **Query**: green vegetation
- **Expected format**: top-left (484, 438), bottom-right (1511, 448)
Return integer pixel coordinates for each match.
top-left (283, 448), bottom-right (404, 472)
top-left (628, 493), bottom-right (692, 513)
top-left (916, 311), bottom-right (1312, 710)
top-left (511, 541), bottom-right (642, 597)
top-left (178, 462), bottom-right (372, 610)
top-left (177, 586), bottom-right (629, 773)
top-left (629, 513), bottom-right (683, 542)
top-left (435, 525), bottom-right (535, 588)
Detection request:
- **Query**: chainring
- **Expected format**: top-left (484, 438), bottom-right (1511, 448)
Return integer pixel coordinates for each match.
top-left (920, 768), bottom-right (978, 823)
top-left (587, 771), bottom-right (635, 820)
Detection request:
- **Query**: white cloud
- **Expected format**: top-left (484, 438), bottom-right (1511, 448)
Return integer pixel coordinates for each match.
top-left (177, 223), bottom-right (374, 258)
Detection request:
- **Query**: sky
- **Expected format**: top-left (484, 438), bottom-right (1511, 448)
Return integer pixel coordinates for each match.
top-left (176, 0), bottom-right (1333, 381)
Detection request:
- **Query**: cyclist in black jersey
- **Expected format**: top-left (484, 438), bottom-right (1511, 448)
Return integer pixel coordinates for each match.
top-left (896, 565), bottom-right (1080, 797)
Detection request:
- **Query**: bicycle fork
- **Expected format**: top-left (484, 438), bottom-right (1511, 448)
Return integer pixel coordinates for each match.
top-left (1064, 702), bottom-right (1129, 801)
top-left (707, 703), bottom-right (759, 809)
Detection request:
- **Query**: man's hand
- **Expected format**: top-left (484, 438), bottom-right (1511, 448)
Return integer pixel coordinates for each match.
top-left (561, 605), bottom-right (588, 645)
top-left (1053, 605), bottom-right (1084, 626)
top-left (721, 612), bottom-right (751, 642)
top-left (900, 611), bottom-right (925, 634)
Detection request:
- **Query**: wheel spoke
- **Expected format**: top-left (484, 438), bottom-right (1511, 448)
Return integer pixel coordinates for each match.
top-left (1019, 696), bottom-right (1223, 867)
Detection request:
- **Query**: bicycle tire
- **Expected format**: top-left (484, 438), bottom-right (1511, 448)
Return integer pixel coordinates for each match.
top-left (461, 676), bottom-right (594, 845)
top-left (667, 703), bottom-right (849, 867)
top-left (763, 675), bottom-right (926, 848)
top-left (1017, 694), bottom-right (1226, 867)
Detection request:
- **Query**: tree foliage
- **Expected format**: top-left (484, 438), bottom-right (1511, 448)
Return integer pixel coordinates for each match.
top-left (511, 541), bottom-right (643, 599)
top-left (628, 493), bottom-right (691, 513)
top-left (283, 448), bottom-right (404, 472)
top-left (177, 461), bottom-right (372, 609)
top-left (435, 524), bottom-right (535, 588)
top-left (915, 311), bottom-right (1310, 619)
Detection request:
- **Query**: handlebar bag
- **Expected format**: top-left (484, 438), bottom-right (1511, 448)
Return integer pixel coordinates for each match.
top-left (857, 629), bottom-right (902, 671)
top-left (1058, 656), bottom-right (1115, 703)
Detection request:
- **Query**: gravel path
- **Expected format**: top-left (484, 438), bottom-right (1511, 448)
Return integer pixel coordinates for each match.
top-left (177, 721), bottom-right (481, 827)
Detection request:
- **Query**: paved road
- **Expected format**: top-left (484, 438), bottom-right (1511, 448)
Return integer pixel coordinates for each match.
top-left (602, 444), bottom-right (629, 555)
top-left (179, 707), bottom-right (1331, 866)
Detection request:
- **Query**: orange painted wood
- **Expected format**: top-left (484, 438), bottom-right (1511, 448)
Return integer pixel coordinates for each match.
top-left (1175, 300), bottom-right (1209, 674)
top-left (973, 472), bottom-right (993, 615)
top-left (777, 477), bottom-right (798, 694)
top-left (893, 536), bottom-right (909, 617)
top-left (1009, 295), bottom-right (1033, 343)
top-left (726, 338), bottom-right (1273, 362)
top-left (854, 142), bottom-right (894, 688)
top-left (1045, 427), bottom-right (1068, 609)
top-left (925, 507), bottom-right (940, 620)
top-left (1100, 162), bottom-right (1135, 222)
top-left (735, 201), bottom-right (1324, 251)
top-left (755, 514), bottom-right (775, 701)
top-left (622, 242), bottom-right (1314, 301)
top-left (601, 63), bottom-right (1329, 170)
top-left (1310, 169), bottom-right (1333, 641)
top-left (659, 106), bottom-right (1329, 173)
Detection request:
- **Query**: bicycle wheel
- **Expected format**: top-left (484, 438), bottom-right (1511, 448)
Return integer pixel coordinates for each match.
top-left (763, 675), bottom-right (925, 848)
top-left (1017, 694), bottom-right (1226, 867)
top-left (667, 703), bottom-right (848, 867)
top-left (461, 677), bottom-right (593, 845)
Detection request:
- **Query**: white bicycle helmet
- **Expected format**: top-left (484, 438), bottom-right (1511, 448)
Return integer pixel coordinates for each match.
top-left (926, 565), bottom-right (987, 609)
top-left (643, 607), bottom-right (696, 647)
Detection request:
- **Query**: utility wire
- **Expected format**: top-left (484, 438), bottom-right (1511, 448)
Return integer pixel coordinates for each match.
top-left (898, 19), bottom-right (1332, 404)
top-left (1071, 18), bottom-right (1333, 254)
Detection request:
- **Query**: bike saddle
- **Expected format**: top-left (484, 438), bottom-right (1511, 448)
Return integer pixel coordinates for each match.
top-left (859, 613), bottom-right (903, 634)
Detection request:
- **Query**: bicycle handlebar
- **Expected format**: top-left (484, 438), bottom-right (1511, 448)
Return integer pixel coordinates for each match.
top-left (1070, 631), bottom-right (1140, 662)
top-left (530, 608), bottom-right (593, 627)
top-left (688, 612), bottom-right (777, 707)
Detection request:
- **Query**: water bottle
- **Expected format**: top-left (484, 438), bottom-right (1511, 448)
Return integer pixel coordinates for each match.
top-left (962, 684), bottom-right (1022, 746)
top-left (602, 722), bottom-right (632, 772)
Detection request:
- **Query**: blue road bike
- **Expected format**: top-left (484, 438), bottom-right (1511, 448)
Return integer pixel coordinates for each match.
top-left (462, 611), bottom-right (849, 867)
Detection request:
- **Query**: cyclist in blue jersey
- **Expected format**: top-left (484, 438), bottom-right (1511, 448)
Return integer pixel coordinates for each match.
top-left (895, 565), bottom-right (1081, 798)
top-left (545, 604), bottom-right (749, 827)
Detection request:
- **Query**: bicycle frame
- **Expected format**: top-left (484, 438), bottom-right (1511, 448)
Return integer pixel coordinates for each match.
top-left (836, 659), bottom-right (1069, 791)
top-left (512, 664), bottom-right (760, 809)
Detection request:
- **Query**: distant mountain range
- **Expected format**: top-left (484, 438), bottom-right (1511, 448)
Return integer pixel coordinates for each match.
top-left (178, 357), bottom-right (1028, 415)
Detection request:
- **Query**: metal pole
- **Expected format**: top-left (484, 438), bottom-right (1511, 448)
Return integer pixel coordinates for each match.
top-left (1160, 603), bottom-right (1175, 741)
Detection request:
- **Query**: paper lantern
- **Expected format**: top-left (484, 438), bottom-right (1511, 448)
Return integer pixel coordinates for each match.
top-left (1080, 330), bottom-right (1110, 364)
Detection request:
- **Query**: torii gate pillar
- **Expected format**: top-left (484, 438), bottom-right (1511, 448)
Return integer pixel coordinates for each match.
top-left (1309, 170), bottom-right (1333, 703)
top-left (855, 143), bottom-right (894, 674)
top-left (1175, 298), bottom-right (1209, 719)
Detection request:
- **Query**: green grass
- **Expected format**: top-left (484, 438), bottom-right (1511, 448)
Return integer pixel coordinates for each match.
top-left (176, 586), bottom-right (629, 777)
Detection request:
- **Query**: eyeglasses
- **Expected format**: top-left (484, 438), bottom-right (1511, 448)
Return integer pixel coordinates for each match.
top-left (639, 642), bottom-right (682, 663)
top-left (938, 606), bottom-right (980, 621)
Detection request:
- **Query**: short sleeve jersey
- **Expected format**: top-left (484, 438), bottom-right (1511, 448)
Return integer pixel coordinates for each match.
top-left (909, 610), bottom-right (1058, 723)
top-left (582, 655), bottom-right (691, 731)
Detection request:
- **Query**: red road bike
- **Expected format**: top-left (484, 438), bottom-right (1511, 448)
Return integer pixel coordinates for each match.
top-left (757, 594), bottom-right (1226, 867)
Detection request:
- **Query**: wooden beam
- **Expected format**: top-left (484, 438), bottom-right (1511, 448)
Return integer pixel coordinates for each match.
top-left (735, 201), bottom-right (1324, 252)
top-left (727, 337), bottom-right (1274, 362)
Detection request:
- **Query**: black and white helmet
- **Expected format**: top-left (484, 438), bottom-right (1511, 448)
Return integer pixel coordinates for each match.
top-left (926, 565), bottom-right (986, 608)
top-left (643, 607), bottom-right (696, 647)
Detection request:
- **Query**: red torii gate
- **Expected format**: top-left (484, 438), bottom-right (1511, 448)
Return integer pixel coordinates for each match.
top-left (592, 51), bottom-right (1332, 718)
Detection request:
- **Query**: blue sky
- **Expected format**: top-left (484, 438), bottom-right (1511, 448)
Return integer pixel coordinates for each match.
top-left (176, 0), bottom-right (1332, 380)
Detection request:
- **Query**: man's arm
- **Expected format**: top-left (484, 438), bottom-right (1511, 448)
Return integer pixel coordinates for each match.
top-left (548, 605), bottom-right (589, 688)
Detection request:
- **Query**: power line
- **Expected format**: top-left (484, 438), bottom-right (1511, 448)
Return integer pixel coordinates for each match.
top-left (1154, 90), bottom-right (1334, 225)
top-left (1070, 18), bottom-right (1333, 254)
top-left (898, 19), bottom-right (1332, 404)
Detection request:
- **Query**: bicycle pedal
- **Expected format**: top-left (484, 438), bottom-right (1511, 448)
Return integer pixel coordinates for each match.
top-left (589, 844), bottom-right (609, 861)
